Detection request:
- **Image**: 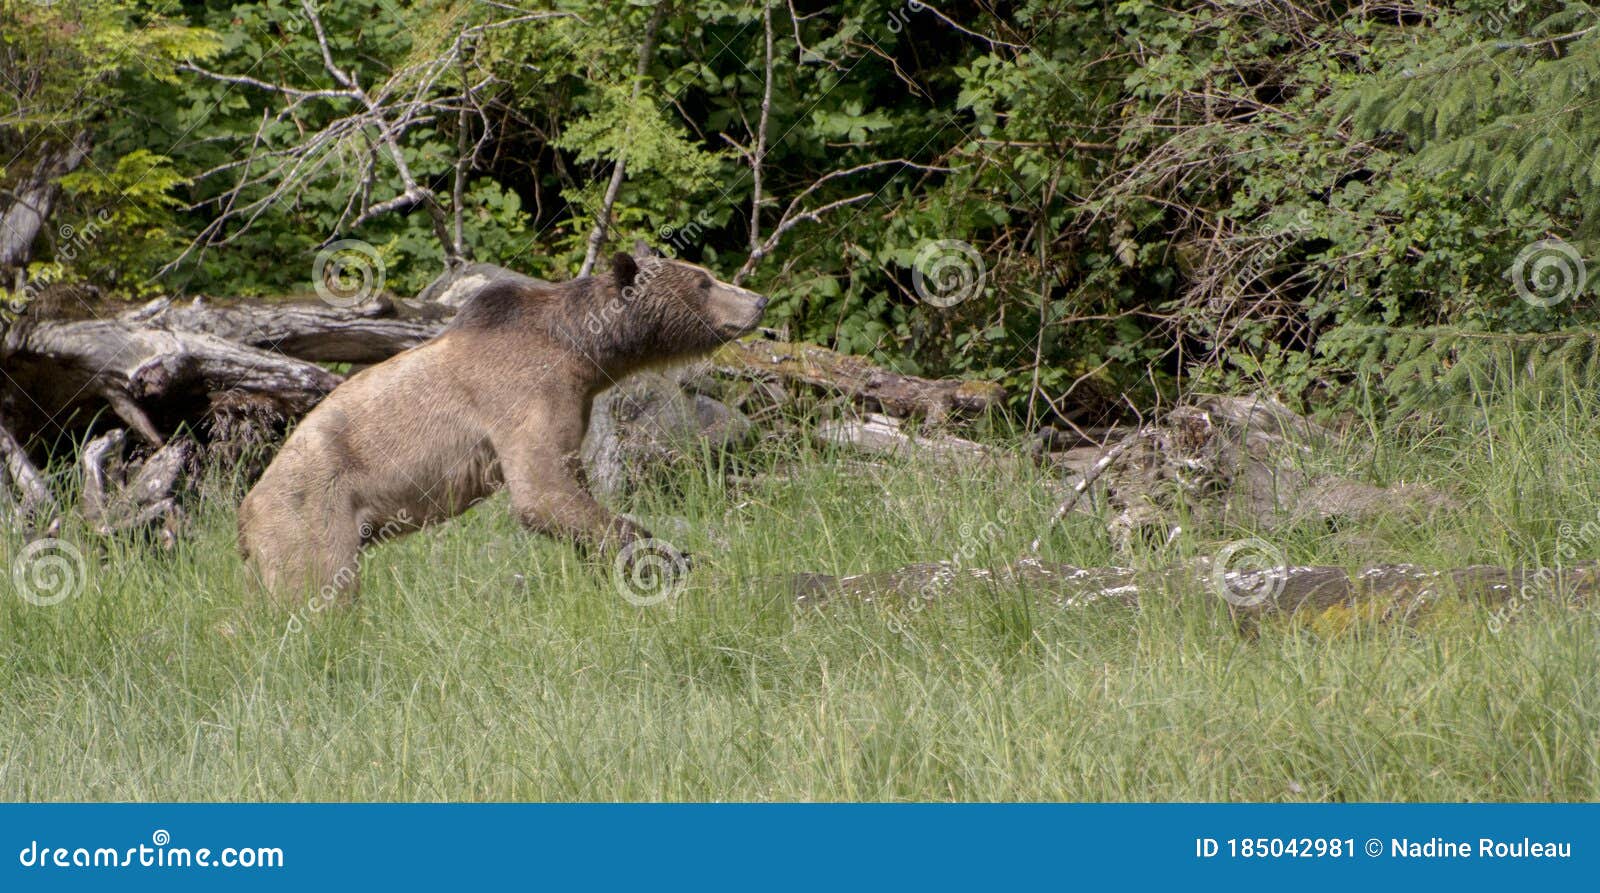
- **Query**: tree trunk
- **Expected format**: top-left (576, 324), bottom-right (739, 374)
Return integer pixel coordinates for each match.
top-left (0, 135), bottom-right (89, 276)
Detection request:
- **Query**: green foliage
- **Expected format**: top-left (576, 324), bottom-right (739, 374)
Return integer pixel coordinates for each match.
top-left (55, 149), bottom-right (188, 295)
top-left (1338, 2), bottom-right (1600, 224)
top-left (12, 0), bottom-right (1600, 418)
top-left (0, 0), bottom-right (217, 303)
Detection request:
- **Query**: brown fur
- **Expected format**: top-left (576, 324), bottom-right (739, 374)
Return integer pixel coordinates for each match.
top-left (237, 249), bottom-right (767, 604)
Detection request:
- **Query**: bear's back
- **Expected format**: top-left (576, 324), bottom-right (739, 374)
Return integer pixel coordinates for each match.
top-left (448, 279), bottom-right (540, 331)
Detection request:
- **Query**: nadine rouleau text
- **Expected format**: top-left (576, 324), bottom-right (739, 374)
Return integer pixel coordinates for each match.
top-left (1196, 836), bottom-right (1573, 860)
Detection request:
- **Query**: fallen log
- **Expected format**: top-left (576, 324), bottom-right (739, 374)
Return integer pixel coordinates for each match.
top-left (3, 316), bottom-right (342, 445)
top-left (815, 413), bottom-right (992, 463)
top-left (714, 338), bottom-right (1004, 420)
top-left (413, 261), bottom-right (543, 308)
top-left (81, 428), bottom-right (192, 542)
top-left (122, 296), bottom-right (437, 364)
top-left (111, 287), bottom-right (1001, 427)
top-left (79, 429), bottom-right (126, 523)
top-left (0, 411), bottom-right (55, 525)
top-left (1031, 394), bottom-right (1459, 553)
top-left (788, 557), bottom-right (1600, 619)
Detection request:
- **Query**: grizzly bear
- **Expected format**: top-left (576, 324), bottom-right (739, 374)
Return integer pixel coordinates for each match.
top-left (237, 247), bottom-right (768, 603)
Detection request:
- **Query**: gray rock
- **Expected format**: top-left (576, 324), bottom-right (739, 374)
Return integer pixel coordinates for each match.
top-left (582, 370), bottom-right (753, 498)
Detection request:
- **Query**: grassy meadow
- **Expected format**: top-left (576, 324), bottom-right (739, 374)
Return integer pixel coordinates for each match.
top-left (1, 387), bottom-right (1598, 801)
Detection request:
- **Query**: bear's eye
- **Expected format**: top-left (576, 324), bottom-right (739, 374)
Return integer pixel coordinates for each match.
top-left (699, 275), bottom-right (712, 290)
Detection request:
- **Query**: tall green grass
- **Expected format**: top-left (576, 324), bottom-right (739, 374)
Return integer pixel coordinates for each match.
top-left (1, 388), bottom-right (1597, 800)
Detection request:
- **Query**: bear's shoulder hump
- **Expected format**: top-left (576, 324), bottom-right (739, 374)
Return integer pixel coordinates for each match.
top-left (448, 279), bottom-right (544, 331)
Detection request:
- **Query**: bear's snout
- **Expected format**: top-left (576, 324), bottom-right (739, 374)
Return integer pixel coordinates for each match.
top-left (707, 281), bottom-right (769, 338)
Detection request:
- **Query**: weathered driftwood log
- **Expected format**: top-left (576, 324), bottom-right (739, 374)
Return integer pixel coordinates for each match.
top-left (122, 296), bottom-right (437, 364)
top-left (714, 338), bottom-right (1004, 420)
top-left (0, 412), bottom-right (55, 523)
top-left (789, 558), bottom-right (1600, 618)
top-left (3, 316), bottom-right (341, 446)
top-left (815, 413), bottom-right (992, 463)
top-left (102, 282), bottom-right (999, 433)
top-left (1034, 394), bottom-right (1459, 552)
top-left (79, 429), bottom-right (126, 523)
top-left (125, 295), bottom-right (1003, 432)
top-left (81, 428), bottom-right (192, 541)
top-left (414, 261), bottom-right (543, 307)
top-left (581, 368), bottom-right (754, 498)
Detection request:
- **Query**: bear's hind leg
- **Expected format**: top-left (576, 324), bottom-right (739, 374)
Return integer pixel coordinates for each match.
top-left (242, 500), bottom-right (364, 608)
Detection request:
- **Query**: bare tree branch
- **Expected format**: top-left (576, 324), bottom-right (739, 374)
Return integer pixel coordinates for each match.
top-left (750, 1), bottom-right (775, 253)
top-left (734, 158), bottom-right (953, 284)
top-left (915, 2), bottom-right (1026, 50)
top-left (578, 1), bottom-right (670, 277)
top-left (166, 1), bottom-right (569, 280)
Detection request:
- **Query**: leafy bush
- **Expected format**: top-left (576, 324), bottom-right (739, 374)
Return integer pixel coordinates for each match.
top-left (8, 0), bottom-right (1600, 419)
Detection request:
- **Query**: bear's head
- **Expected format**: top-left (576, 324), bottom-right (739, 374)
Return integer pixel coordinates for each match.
top-left (608, 246), bottom-right (768, 356)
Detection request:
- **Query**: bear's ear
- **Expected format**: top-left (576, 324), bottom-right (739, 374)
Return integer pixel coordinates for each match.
top-left (611, 252), bottom-right (639, 290)
top-left (632, 238), bottom-right (659, 259)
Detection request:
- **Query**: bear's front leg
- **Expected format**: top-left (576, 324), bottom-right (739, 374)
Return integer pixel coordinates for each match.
top-left (494, 437), bottom-right (650, 554)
